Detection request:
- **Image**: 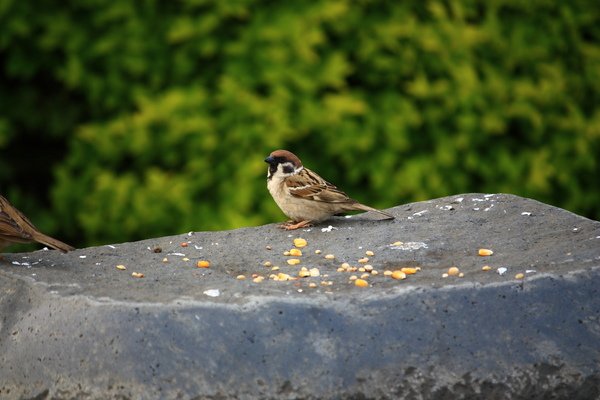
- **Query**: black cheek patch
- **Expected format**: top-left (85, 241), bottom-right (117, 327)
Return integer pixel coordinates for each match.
top-left (282, 165), bottom-right (295, 174)
top-left (269, 165), bottom-right (278, 176)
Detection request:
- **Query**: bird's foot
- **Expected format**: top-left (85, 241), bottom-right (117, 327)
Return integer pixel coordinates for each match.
top-left (279, 220), bottom-right (312, 230)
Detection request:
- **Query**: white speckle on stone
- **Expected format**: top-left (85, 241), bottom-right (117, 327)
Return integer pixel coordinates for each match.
top-left (169, 252), bottom-right (186, 257)
top-left (484, 204), bottom-right (494, 212)
top-left (497, 267), bottom-right (508, 275)
top-left (473, 208), bottom-right (480, 211)
top-left (203, 289), bottom-right (220, 297)
top-left (472, 198), bottom-right (487, 202)
top-left (412, 210), bottom-right (428, 217)
top-left (79, 255), bottom-right (87, 259)
top-left (484, 194), bottom-right (495, 198)
top-left (95, 263), bottom-right (101, 266)
top-left (526, 270), bottom-right (536, 274)
top-left (107, 245), bottom-right (116, 249)
top-left (194, 245), bottom-right (203, 250)
top-left (321, 225), bottom-right (337, 232)
top-left (345, 215), bottom-right (352, 218)
top-left (521, 212), bottom-right (532, 216)
top-left (439, 205), bottom-right (454, 211)
top-left (188, 231), bottom-right (194, 236)
top-left (390, 242), bottom-right (428, 251)
top-left (596, 236), bottom-right (600, 239)
top-left (573, 228), bottom-right (579, 232)
top-left (452, 197), bottom-right (464, 203)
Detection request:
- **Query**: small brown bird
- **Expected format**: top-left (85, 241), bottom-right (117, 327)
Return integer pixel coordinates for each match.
top-left (265, 150), bottom-right (394, 230)
top-left (0, 194), bottom-right (75, 253)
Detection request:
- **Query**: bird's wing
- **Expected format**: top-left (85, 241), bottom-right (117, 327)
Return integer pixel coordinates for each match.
top-left (285, 168), bottom-right (354, 203)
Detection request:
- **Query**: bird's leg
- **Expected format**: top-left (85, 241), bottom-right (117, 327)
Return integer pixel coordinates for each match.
top-left (282, 220), bottom-right (312, 230)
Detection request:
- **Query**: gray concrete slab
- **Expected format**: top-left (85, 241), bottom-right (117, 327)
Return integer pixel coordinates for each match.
top-left (1, 194), bottom-right (599, 399)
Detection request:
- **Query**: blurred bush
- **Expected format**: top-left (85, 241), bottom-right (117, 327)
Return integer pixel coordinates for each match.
top-left (0, 0), bottom-right (599, 247)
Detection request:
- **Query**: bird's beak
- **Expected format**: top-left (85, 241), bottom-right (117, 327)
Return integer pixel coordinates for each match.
top-left (264, 156), bottom-right (275, 164)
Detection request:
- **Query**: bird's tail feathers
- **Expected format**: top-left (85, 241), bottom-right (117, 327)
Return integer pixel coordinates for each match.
top-left (32, 232), bottom-right (75, 253)
top-left (354, 203), bottom-right (394, 220)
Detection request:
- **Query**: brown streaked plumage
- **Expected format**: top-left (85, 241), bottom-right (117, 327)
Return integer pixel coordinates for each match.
top-left (0, 195), bottom-right (75, 253)
top-left (265, 149), bottom-right (394, 230)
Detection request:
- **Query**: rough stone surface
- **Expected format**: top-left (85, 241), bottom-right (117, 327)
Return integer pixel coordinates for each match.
top-left (1, 193), bottom-right (599, 399)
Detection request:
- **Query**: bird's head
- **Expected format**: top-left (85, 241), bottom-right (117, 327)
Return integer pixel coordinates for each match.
top-left (265, 150), bottom-right (303, 180)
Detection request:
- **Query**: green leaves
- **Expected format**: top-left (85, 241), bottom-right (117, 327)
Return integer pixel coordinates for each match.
top-left (0, 0), bottom-right (598, 247)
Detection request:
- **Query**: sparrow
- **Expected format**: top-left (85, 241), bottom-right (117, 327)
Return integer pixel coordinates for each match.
top-left (265, 149), bottom-right (394, 230)
top-left (0, 194), bottom-right (75, 253)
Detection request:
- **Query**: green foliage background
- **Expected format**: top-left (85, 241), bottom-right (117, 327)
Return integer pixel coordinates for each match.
top-left (1, 0), bottom-right (599, 248)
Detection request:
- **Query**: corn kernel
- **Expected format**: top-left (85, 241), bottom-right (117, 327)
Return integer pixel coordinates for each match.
top-left (391, 271), bottom-right (407, 280)
top-left (354, 279), bottom-right (369, 287)
top-left (325, 254), bottom-right (335, 260)
top-left (442, 273), bottom-right (449, 278)
top-left (364, 265), bottom-right (373, 272)
top-left (391, 241), bottom-right (403, 246)
top-left (365, 250), bottom-right (375, 256)
top-left (358, 257), bottom-right (369, 264)
top-left (263, 261), bottom-right (272, 267)
top-left (383, 270), bottom-right (393, 276)
top-left (236, 275), bottom-right (246, 280)
top-left (197, 260), bottom-right (210, 268)
top-left (401, 267), bottom-right (418, 275)
top-left (482, 265), bottom-right (492, 271)
top-left (371, 270), bottom-right (379, 276)
top-left (478, 249), bottom-right (494, 256)
top-left (515, 273), bottom-right (524, 279)
top-left (271, 266), bottom-right (280, 271)
top-left (349, 275), bottom-right (358, 281)
top-left (298, 269), bottom-right (311, 278)
top-left (309, 282), bottom-right (318, 288)
top-left (283, 251), bottom-right (290, 256)
top-left (131, 272), bottom-right (144, 278)
top-left (116, 264), bottom-right (126, 271)
top-left (448, 267), bottom-right (460, 276)
top-left (309, 268), bottom-right (320, 277)
top-left (289, 248), bottom-right (302, 257)
top-left (315, 249), bottom-right (322, 254)
top-left (293, 238), bottom-right (308, 248)
top-left (361, 273), bottom-right (370, 279)
top-left (287, 259), bottom-right (301, 265)
top-left (458, 272), bottom-right (465, 278)
top-left (182, 257), bottom-right (190, 262)
top-left (253, 276), bottom-right (264, 283)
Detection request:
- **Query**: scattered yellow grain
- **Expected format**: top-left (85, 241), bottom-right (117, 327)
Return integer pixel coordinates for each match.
top-left (391, 241), bottom-right (403, 246)
top-left (482, 265), bottom-right (492, 271)
top-left (315, 249), bottom-right (322, 254)
top-left (361, 273), bottom-right (370, 279)
top-left (287, 259), bottom-right (301, 265)
top-left (182, 257), bottom-right (190, 262)
top-left (364, 265), bottom-right (373, 272)
top-left (478, 248), bottom-right (494, 256)
top-left (365, 250), bottom-right (375, 256)
top-left (131, 272), bottom-right (144, 278)
top-left (336, 267), bottom-right (345, 272)
top-left (354, 279), bottom-right (369, 287)
top-left (283, 251), bottom-right (290, 256)
top-left (349, 275), bottom-right (358, 281)
top-left (236, 275), bottom-right (246, 280)
top-left (277, 272), bottom-right (292, 281)
top-left (289, 248), bottom-right (302, 257)
top-left (196, 260), bottom-right (210, 268)
top-left (162, 257), bottom-right (168, 263)
top-left (371, 270), bottom-right (379, 276)
top-left (358, 257), bottom-right (369, 264)
top-left (325, 254), bottom-right (335, 260)
top-left (442, 273), bottom-right (449, 278)
top-left (401, 267), bottom-right (418, 275)
top-left (253, 276), bottom-right (265, 283)
top-left (271, 266), bottom-right (280, 271)
top-left (341, 262), bottom-right (350, 269)
top-left (321, 281), bottom-right (333, 286)
top-left (448, 266), bottom-right (460, 276)
top-left (391, 271), bottom-right (407, 280)
top-left (515, 273), bottom-right (524, 280)
top-left (116, 264), bottom-right (126, 271)
top-left (309, 268), bottom-right (320, 277)
top-left (383, 270), bottom-right (393, 276)
top-left (263, 261), bottom-right (272, 267)
top-left (458, 272), bottom-right (465, 278)
top-left (358, 267), bottom-right (366, 272)
top-left (265, 245), bottom-right (272, 250)
top-left (293, 238), bottom-right (308, 248)
top-left (309, 282), bottom-right (318, 288)
top-left (298, 270), bottom-right (311, 278)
